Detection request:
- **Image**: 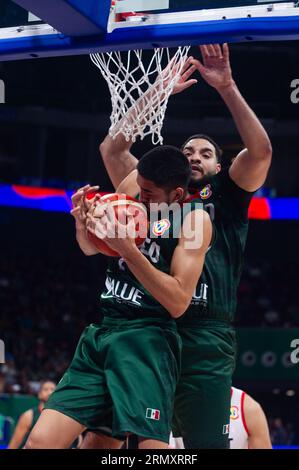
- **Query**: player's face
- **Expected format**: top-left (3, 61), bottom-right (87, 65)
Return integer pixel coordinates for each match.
top-left (137, 175), bottom-right (184, 210)
top-left (182, 138), bottom-right (221, 186)
top-left (38, 381), bottom-right (56, 403)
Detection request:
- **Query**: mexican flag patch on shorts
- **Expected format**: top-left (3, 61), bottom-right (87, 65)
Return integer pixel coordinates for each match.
top-left (146, 408), bottom-right (160, 420)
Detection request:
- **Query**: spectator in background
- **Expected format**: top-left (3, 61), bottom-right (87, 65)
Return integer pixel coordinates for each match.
top-left (8, 380), bottom-right (56, 449)
top-left (270, 418), bottom-right (288, 446)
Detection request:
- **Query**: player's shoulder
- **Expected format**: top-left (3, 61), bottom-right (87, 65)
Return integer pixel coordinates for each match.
top-left (19, 408), bottom-right (34, 424)
top-left (243, 393), bottom-right (263, 416)
top-left (208, 167), bottom-right (228, 187)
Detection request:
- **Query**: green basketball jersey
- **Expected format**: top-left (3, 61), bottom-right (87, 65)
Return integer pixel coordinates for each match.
top-left (178, 168), bottom-right (254, 325)
top-left (101, 200), bottom-right (202, 324)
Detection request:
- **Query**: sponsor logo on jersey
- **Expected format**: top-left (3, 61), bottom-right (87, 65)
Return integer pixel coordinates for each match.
top-left (191, 282), bottom-right (208, 305)
top-left (223, 424), bottom-right (230, 435)
top-left (102, 276), bottom-right (144, 306)
top-left (152, 219), bottom-right (170, 236)
top-left (146, 408), bottom-right (160, 420)
top-left (230, 406), bottom-right (240, 420)
top-left (200, 184), bottom-right (212, 200)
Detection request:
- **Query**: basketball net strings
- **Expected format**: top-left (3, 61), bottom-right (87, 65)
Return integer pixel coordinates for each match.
top-left (90, 46), bottom-right (190, 145)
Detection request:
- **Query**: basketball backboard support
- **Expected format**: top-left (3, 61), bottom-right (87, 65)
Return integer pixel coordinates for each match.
top-left (0, 0), bottom-right (299, 61)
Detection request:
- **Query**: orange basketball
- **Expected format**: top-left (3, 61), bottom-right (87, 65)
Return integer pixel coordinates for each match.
top-left (87, 193), bottom-right (148, 257)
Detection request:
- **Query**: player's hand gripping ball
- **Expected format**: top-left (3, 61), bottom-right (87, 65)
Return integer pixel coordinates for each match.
top-left (87, 193), bottom-right (148, 257)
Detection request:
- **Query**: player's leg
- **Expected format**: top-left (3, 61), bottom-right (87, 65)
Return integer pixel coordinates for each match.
top-left (104, 321), bottom-right (182, 449)
top-left (174, 324), bottom-right (236, 449)
top-left (25, 409), bottom-right (85, 449)
top-left (80, 431), bottom-right (124, 449)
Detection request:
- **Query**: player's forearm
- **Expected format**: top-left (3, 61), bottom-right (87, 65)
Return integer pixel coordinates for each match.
top-left (218, 82), bottom-right (272, 160)
top-left (99, 134), bottom-right (138, 190)
top-left (76, 226), bottom-right (99, 256)
top-left (122, 246), bottom-right (190, 318)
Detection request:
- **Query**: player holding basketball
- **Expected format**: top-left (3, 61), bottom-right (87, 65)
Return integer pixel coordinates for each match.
top-left (83, 43), bottom-right (272, 449)
top-left (24, 146), bottom-right (212, 449)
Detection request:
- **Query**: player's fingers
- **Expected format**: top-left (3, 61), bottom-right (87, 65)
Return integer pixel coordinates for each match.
top-left (106, 202), bottom-right (116, 224)
top-left (214, 44), bottom-right (223, 59)
top-left (199, 45), bottom-right (210, 65)
top-left (190, 58), bottom-right (206, 75)
top-left (181, 64), bottom-right (197, 82)
top-left (86, 223), bottom-right (96, 235)
top-left (223, 43), bottom-right (230, 61)
top-left (84, 186), bottom-right (100, 198)
top-left (127, 214), bottom-right (136, 238)
top-left (179, 56), bottom-right (193, 75)
top-left (206, 44), bottom-right (216, 57)
top-left (86, 185), bottom-right (99, 192)
top-left (70, 207), bottom-right (81, 217)
top-left (94, 221), bottom-right (107, 239)
top-left (179, 79), bottom-right (198, 92)
top-left (82, 186), bottom-right (99, 207)
top-left (73, 184), bottom-right (90, 198)
top-left (78, 184), bottom-right (90, 191)
top-left (71, 190), bottom-right (84, 204)
top-left (79, 204), bottom-right (87, 220)
top-left (100, 213), bottom-right (109, 227)
top-left (86, 213), bottom-right (96, 226)
top-left (92, 204), bottom-right (106, 219)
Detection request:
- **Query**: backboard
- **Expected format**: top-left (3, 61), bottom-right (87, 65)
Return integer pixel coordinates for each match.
top-left (0, 0), bottom-right (299, 61)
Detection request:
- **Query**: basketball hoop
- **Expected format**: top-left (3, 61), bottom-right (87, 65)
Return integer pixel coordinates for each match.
top-left (90, 46), bottom-right (190, 145)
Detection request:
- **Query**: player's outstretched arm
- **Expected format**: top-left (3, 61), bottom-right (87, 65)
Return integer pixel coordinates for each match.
top-left (8, 410), bottom-right (32, 449)
top-left (244, 394), bottom-right (272, 449)
top-left (191, 44), bottom-right (272, 192)
top-left (87, 206), bottom-right (211, 317)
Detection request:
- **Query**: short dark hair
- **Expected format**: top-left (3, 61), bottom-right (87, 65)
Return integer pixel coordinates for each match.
top-left (181, 134), bottom-right (223, 163)
top-left (137, 145), bottom-right (191, 190)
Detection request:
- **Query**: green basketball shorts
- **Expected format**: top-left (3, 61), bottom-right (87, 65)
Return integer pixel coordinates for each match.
top-left (173, 322), bottom-right (236, 449)
top-left (45, 318), bottom-right (181, 443)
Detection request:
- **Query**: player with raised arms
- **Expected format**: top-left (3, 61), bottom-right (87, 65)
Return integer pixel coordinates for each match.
top-left (82, 42), bottom-right (272, 449)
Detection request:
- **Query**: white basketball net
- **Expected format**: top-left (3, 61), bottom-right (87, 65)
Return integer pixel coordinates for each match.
top-left (90, 46), bottom-right (190, 145)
